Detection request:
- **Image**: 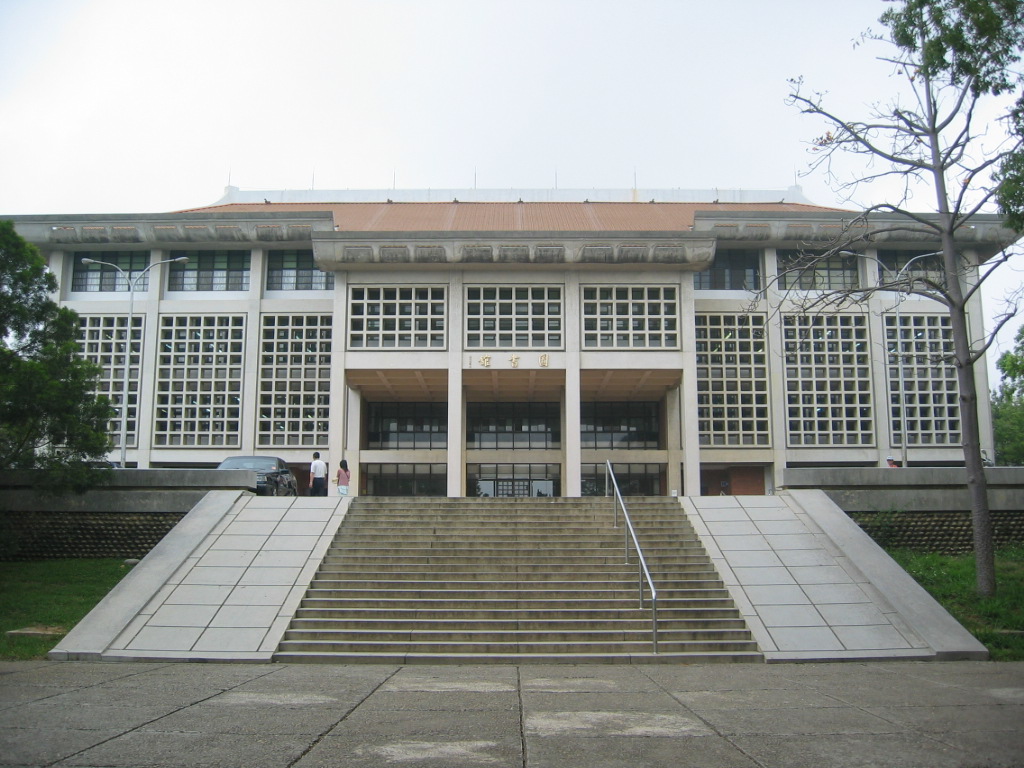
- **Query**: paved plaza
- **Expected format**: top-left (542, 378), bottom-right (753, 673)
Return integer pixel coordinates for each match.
top-left (1, 660), bottom-right (1022, 767)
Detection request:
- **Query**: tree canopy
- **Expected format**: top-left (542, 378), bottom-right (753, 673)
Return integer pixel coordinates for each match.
top-left (784, 0), bottom-right (1024, 596)
top-left (0, 220), bottom-right (113, 490)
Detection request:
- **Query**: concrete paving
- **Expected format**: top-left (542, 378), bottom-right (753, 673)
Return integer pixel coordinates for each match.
top-left (1, 659), bottom-right (1022, 767)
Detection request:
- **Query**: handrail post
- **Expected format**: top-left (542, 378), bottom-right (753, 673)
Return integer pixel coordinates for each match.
top-left (605, 460), bottom-right (659, 654)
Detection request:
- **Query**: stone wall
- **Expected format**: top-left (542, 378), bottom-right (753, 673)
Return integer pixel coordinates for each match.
top-left (850, 510), bottom-right (1024, 553)
top-left (0, 510), bottom-right (185, 560)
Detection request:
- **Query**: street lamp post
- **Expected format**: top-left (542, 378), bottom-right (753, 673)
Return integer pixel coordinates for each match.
top-left (80, 256), bottom-right (188, 467)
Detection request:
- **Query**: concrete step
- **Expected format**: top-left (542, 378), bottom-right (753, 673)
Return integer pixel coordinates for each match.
top-left (271, 650), bottom-right (765, 665)
top-left (274, 496), bottom-right (762, 664)
top-left (276, 639), bottom-right (760, 655)
top-left (293, 605), bottom-right (745, 621)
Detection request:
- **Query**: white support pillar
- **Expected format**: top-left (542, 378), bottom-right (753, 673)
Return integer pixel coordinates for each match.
top-left (564, 272), bottom-right (582, 497)
top-left (665, 384), bottom-right (683, 496)
top-left (447, 272), bottom-right (465, 497)
top-left (346, 385), bottom-right (362, 495)
top-left (680, 273), bottom-right (701, 496)
top-left (447, 366), bottom-right (464, 497)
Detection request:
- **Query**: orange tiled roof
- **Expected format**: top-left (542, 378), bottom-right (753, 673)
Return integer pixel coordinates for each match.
top-left (178, 201), bottom-right (842, 232)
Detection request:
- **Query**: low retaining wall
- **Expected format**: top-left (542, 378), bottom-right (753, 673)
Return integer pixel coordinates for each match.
top-left (0, 469), bottom-right (253, 560)
top-left (783, 467), bottom-right (1024, 552)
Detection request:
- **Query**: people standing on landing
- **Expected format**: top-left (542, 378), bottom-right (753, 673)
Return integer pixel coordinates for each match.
top-left (336, 459), bottom-right (351, 496)
top-left (310, 451), bottom-right (328, 496)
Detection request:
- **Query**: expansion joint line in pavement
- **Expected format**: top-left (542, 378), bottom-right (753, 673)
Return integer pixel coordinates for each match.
top-left (639, 668), bottom-right (771, 768)
top-left (50, 663), bottom-right (284, 768)
top-left (516, 665), bottom-right (528, 768)
top-left (284, 666), bottom-right (402, 768)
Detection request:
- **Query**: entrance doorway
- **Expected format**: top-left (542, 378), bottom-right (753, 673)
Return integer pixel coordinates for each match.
top-left (467, 463), bottom-right (560, 498)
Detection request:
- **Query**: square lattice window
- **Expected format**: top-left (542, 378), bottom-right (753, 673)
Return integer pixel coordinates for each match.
top-left (258, 314), bottom-right (332, 447)
top-left (466, 286), bottom-right (562, 349)
top-left (153, 315), bottom-right (245, 447)
top-left (886, 314), bottom-right (960, 446)
top-left (582, 286), bottom-right (678, 348)
top-left (695, 314), bottom-right (770, 446)
top-left (76, 314), bottom-right (144, 450)
top-left (349, 286), bottom-right (446, 349)
top-left (783, 314), bottom-right (873, 446)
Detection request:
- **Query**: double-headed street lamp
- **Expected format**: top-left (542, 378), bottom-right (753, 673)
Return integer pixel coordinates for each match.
top-left (80, 256), bottom-right (188, 467)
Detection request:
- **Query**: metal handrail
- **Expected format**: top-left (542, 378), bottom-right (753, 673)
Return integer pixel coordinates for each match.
top-left (604, 460), bottom-right (658, 653)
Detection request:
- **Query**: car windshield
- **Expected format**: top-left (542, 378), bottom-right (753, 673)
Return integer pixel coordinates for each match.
top-left (218, 457), bottom-right (278, 471)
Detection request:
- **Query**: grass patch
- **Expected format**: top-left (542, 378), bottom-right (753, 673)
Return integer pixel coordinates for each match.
top-left (887, 546), bottom-right (1024, 661)
top-left (0, 558), bottom-right (133, 660)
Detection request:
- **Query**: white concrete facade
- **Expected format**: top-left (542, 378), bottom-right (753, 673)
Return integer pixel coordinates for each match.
top-left (10, 201), bottom-right (1010, 497)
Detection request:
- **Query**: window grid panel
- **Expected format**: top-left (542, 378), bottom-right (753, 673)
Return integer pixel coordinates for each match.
top-left (72, 252), bottom-right (151, 292)
top-left (367, 402), bottom-right (448, 450)
top-left (580, 402), bottom-right (661, 449)
top-left (466, 285), bottom-right (563, 349)
top-left (886, 314), bottom-right (960, 446)
top-left (76, 314), bottom-right (144, 450)
top-left (783, 314), bottom-right (874, 446)
top-left (581, 285), bottom-right (678, 348)
top-left (257, 314), bottom-right (332, 447)
top-left (695, 314), bottom-right (770, 447)
top-left (349, 286), bottom-right (447, 349)
top-left (778, 250), bottom-right (859, 291)
top-left (154, 315), bottom-right (246, 447)
top-left (168, 251), bottom-right (251, 292)
top-left (266, 249), bottom-right (335, 291)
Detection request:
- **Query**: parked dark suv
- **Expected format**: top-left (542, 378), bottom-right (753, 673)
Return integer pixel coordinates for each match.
top-left (217, 456), bottom-right (298, 496)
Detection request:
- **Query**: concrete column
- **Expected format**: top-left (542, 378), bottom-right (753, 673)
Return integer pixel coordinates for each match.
top-left (134, 248), bottom-right (165, 468)
top-left (331, 271), bottom-right (349, 469)
top-left (665, 384), bottom-right (683, 496)
top-left (346, 385), bottom-right (362, 495)
top-left (238, 247), bottom-right (265, 454)
top-left (679, 272), bottom-right (701, 496)
top-left (764, 247), bottom-right (788, 492)
top-left (564, 273), bottom-right (582, 497)
top-left (447, 271), bottom-right (465, 497)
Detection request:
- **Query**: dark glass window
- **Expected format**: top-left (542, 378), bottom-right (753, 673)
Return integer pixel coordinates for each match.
top-left (168, 251), bottom-right (250, 291)
top-left (878, 250), bottom-right (946, 289)
top-left (695, 249), bottom-right (761, 290)
top-left (466, 402), bottom-right (560, 449)
top-left (364, 464), bottom-right (446, 496)
top-left (71, 252), bottom-right (151, 292)
top-left (581, 463), bottom-right (664, 496)
top-left (580, 402), bottom-right (660, 449)
top-left (467, 463), bottom-right (561, 497)
top-left (366, 402), bottom-right (448, 449)
top-left (778, 250), bottom-right (858, 290)
top-left (266, 249), bottom-right (334, 290)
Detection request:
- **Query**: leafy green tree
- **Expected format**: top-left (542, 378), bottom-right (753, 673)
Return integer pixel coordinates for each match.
top-left (993, 325), bottom-right (1024, 465)
top-left (0, 220), bottom-right (114, 490)
top-left (785, 0), bottom-right (1024, 596)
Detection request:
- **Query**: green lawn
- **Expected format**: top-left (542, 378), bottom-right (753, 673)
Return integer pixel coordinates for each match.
top-left (887, 546), bottom-right (1024, 661)
top-left (1, 549), bottom-right (1022, 661)
top-left (0, 558), bottom-right (132, 660)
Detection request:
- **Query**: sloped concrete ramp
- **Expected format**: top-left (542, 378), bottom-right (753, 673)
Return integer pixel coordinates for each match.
top-left (686, 490), bottom-right (987, 662)
top-left (49, 490), bottom-right (987, 663)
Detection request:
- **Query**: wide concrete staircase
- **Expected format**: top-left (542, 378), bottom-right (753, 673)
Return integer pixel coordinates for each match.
top-left (274, 497), bottom-right (762, 663)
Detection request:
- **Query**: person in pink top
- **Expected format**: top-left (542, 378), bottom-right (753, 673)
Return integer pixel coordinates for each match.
top-left (336, 459), bottom-right (351, 495)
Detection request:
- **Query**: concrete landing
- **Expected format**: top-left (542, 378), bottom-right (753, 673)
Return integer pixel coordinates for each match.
top-left (49, 491), bottom-right (988, 663)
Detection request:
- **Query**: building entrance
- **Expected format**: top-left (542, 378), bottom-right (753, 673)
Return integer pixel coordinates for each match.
top-left (467, 463), bottom-right (560, 498)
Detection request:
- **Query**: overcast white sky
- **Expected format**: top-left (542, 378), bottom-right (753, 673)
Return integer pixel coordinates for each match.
top-left (0, 0), bottom-right (1021, 376)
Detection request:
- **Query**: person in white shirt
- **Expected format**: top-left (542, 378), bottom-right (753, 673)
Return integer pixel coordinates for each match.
top-left (310, 451), bottom-right (328, 496)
